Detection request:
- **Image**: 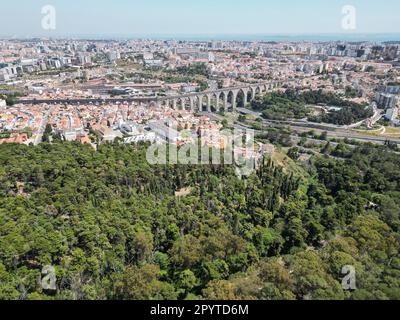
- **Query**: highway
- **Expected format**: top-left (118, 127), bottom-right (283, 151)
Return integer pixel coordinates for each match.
top-left (17, 88), bottom-right (400, 146)
top-left (204, 111), bottom-right (400, 146)
top-left (234, 108), bottom-right (400, 145)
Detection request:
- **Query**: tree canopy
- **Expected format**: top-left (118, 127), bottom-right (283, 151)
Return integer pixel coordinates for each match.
top-left (0, 141), bottom-right (399, 300)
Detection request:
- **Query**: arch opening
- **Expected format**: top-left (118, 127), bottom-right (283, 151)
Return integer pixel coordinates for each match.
top-left (236, 89), bottom-right (247, 109)
top-left (218, 92), bottom-right (226, 113)
top-left (226, 91), bottom-right (235, 112)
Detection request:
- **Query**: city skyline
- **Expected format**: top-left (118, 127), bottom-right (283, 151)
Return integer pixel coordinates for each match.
top-left (1, 2), bottom-right (400, 304)
top-left (1, 0), bottom-right (400, 38)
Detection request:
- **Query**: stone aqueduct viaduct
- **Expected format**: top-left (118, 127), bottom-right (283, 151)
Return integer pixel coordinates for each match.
top-left (19, 79), bottom-right (299, 111)
top-left (152, 80), bottom-right (291, 112)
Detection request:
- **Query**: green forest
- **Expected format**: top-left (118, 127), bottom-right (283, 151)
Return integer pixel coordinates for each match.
top-left (251, 89), bottom-right (373, 125)
top-left (0, 141), bottom-right (399, 300)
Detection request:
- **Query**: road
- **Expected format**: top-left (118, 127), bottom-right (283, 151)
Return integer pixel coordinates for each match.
top-left (266, 120), bottom-right (400, 145)
top-left (235, 108), bottom-right (400, 144)
top-left (34, 106), bottom-right (52, 145)
top-left (204, 111), bottom-right (400, 146)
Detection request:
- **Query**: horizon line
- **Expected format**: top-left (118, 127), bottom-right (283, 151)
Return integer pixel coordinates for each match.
top-left (1, 32), bottom-right (400, 43)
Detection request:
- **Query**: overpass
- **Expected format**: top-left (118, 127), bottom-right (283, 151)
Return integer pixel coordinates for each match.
top-left (17, 79), bottom-right (301, 112)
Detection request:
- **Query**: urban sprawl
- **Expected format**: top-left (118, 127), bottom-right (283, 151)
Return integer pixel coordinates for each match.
top-left (1, 39), bottom-right (400, 159)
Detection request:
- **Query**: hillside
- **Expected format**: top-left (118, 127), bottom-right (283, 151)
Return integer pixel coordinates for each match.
top-left (0, 142), bottom-right (399, 300)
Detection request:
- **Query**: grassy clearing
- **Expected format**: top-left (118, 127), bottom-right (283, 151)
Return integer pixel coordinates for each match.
top-left (272, 149), bottom-right (309, 179)
top-left (383, 127), bottom-right (400, 136)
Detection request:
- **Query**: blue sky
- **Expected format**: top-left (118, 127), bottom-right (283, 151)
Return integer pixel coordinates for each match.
top-left (1, 0), bottom-right (400, 37)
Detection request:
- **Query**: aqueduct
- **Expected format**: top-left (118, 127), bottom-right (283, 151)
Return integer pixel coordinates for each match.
top-left (18, 79), bottom-right (300, 112)
top-left (151, 79), bottom-right (296, 112)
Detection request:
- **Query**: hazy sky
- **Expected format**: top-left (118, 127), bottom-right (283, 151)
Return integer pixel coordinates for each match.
top-left (1, 0), bottom-right (400, 37)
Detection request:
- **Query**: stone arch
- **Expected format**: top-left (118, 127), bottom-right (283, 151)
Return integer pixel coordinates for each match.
top-left (184, 97), bottom-right (192, 111)
top-left (250, 86), bottom-right (257, 99)
top-left (236, 88), bottom-right (247, 108)
top-left (246, 88), bottom-right (253, 104)
top-left (210, 92), bottom-right (220, 112)
top-left (180, 97), bottom-right (186, 111)
top-left (166, 99), bottom-right (173, 108)
top-left (226, 90), bottom-right (235, 111)
top-left (177, 98), bottom-right (185, 110)
top-left (198, 94), bottom-right (209, 112)
top-left (194, 95), bottom-right (201, 112)
top-left (188, 96), bottom-right (196, 112)
top-left (171, 99), bottom-right (178, 110)
top-left (195, 95), bottom-right (202, 111)
top-left (218, 91), bottom-right (227, 112)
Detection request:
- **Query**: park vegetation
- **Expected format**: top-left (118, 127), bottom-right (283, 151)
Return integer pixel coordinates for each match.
top-left (251, 89), bottom-right (373, 126)
top-left (0, 141), bottom-right (399, 300)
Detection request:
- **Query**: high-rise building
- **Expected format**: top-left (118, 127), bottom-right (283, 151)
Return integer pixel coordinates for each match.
top-left (375, 92), bottom-right (399, 109)
top-left (385, 107), bottom-right (399, 122)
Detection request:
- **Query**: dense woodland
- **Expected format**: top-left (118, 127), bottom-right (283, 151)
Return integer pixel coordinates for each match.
top-left (251, 90), bottom-right (310, 120)
top-left (251, 89), bottom-right (373, 125)
top-left (162, 63), bottom-right (210, 91)
top-left (0, 141), bottom-right (399, 300)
